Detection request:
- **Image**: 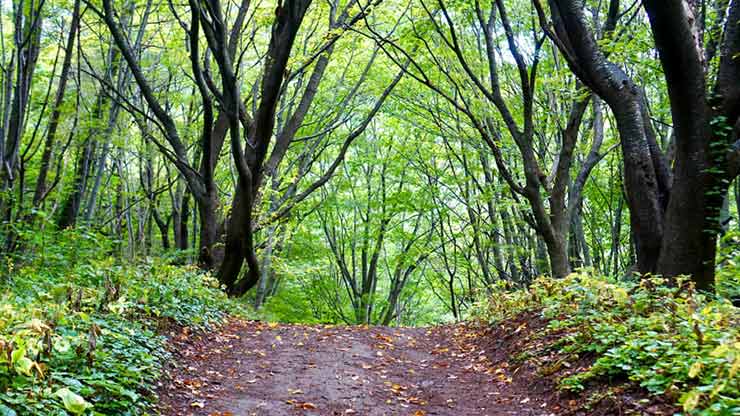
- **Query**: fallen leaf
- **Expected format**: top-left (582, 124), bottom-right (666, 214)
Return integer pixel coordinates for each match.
top-left (295, 402), bottom-right (317, 410)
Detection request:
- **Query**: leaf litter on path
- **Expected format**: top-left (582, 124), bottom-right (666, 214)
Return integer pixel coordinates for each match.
top-left (157, 318), bottom-right (673, 415)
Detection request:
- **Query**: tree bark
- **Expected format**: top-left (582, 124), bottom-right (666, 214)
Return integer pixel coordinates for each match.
top-left (57, 137), bottom-right (95, 229)
top-left (644, 0), bottom-right (740, 290)
top-left (544, 0), bottom-right (667, 274)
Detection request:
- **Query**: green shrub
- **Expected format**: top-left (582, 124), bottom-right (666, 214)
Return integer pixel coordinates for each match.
top-left (716, 231), bottom-right (740, 303)
top-left (474, 272), bottom-right (739, 415)
top-left (0, 228), bottom-right (242, 415)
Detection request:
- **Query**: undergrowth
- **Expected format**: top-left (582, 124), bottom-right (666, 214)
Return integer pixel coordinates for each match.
top-left (473, 271), bottom-right (739, 415)
top-left (0, 227), bottom-right (241, 415)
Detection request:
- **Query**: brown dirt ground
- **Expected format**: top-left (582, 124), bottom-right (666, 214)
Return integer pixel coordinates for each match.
top-left (156, 316), bottom-right (678, 416)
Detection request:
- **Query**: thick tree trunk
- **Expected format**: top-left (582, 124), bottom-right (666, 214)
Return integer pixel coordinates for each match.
top-left (547, 1), bottom-right (667, 275)
top-left (643, 0), bottom-right (736, 291)
top-left (213, 0), bottom-right (312, 296)
top-left (196, 191), bottom-right (220, 269)
top-left (217, 179), bottom-right (261, 296)
top-left (608, 95), bottom-right (666, 274)
top-left (544, 235), bottom-right (570, 279)
top-left (656, 134), bottom-right (717, 290)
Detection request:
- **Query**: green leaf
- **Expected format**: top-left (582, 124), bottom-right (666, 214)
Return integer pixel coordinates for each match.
top-left (681, 390), bottom-right (702, 412)
top-left (0, 404), bottom-right (17, 416)
top-left (10, 348), bottom-right (25, 365)
top-left (13, 356), bottom-right (34, 376)
top-left (54, 388), bottom-right (92, 415)
top-left (688, 361), bottom-right (703, 378)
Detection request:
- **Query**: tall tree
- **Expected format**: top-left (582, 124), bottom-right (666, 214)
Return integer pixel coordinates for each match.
top-left (364, 0), bottom-right (612, 278)
top-left (539, 0), bottom-right (740, 289)
top-left (32, 0), bottom-right (81, 209)
top-left (1, 0), bottom-right (44, 221)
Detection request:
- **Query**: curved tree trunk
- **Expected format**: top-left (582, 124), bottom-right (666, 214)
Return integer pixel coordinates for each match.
top-left (218, 179), bottom-right (260, 296)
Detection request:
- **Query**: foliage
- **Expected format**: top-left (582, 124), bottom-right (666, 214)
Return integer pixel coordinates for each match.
top-left (474, 272), bottom-right (740, 415)
top-left (0, 228), bottom-right (241, 415)
top-left (716, 231), bottom-right (740, 303)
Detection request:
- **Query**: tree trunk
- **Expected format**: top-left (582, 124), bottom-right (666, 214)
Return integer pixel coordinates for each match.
top-left (33, 0), bottom-right (81, 208)
top-left (152, 208), bottom-right (170, 250)
top-left (254, 224), bottom-right (276, 309)
top-left (57, 138), bottom-right (95, 229)
top-left (217, 179), bottom-right (260, 296)
top-left (1, 1), bottom-right (43, 218)
top-left (643, 1), bottom-right (739, 291)
top-left (196, 190), bottom-right (220, 268)
top-left (544, 235), bottom-right (569, 278)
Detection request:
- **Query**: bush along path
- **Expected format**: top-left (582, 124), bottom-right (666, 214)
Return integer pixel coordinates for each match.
top-left (157, 317), bottom-right (677, 416)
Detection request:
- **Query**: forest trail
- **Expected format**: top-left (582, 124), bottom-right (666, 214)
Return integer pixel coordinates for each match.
top-left (157, 319), bottom-right (555, 416)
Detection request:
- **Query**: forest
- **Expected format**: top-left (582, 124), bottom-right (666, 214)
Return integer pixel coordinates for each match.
top-left (0, 0), bottom-right (738, 414)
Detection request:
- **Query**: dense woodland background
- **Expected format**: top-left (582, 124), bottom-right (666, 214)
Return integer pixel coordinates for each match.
top-left (0, 1), bottom-right (738, 414)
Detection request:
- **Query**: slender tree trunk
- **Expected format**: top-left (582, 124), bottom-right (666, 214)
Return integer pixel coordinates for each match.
top-left (254, 224), bottom-right (276, 309)
top-left (499, 203), bottom-right (520, 282)
top-left (57, 137), bottom-right (95, 229)
top-left (33, 0), bottom-right (81, 208)
top-left (180, 190), bottom-right (190, 250)
top-left (735, 179), bottom-right (740, 231)
top-left (114, 160), bottom-right (124, 256)
top-left (152, 208), bottom-right (170, 250)
top-left (1, 0), bottom-right (43, 219)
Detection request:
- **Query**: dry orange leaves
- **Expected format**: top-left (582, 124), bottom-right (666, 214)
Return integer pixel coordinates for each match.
top-left (286, 399), bottom-right (317, 410)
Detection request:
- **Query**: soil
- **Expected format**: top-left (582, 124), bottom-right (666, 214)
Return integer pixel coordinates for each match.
top-left (156, 316), bottom-right (678, 416)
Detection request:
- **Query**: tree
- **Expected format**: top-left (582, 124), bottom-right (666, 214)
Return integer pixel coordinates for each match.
top-left (363, 0), bottom-right (614, 278)
top-left (1, 0), bottom-right (43, 223)
top-left (539, 0), bottom-right (740, 289)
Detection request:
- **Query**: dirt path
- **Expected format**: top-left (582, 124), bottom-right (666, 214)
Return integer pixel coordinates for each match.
top-left (157, 319), bottom-right (553, 416)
